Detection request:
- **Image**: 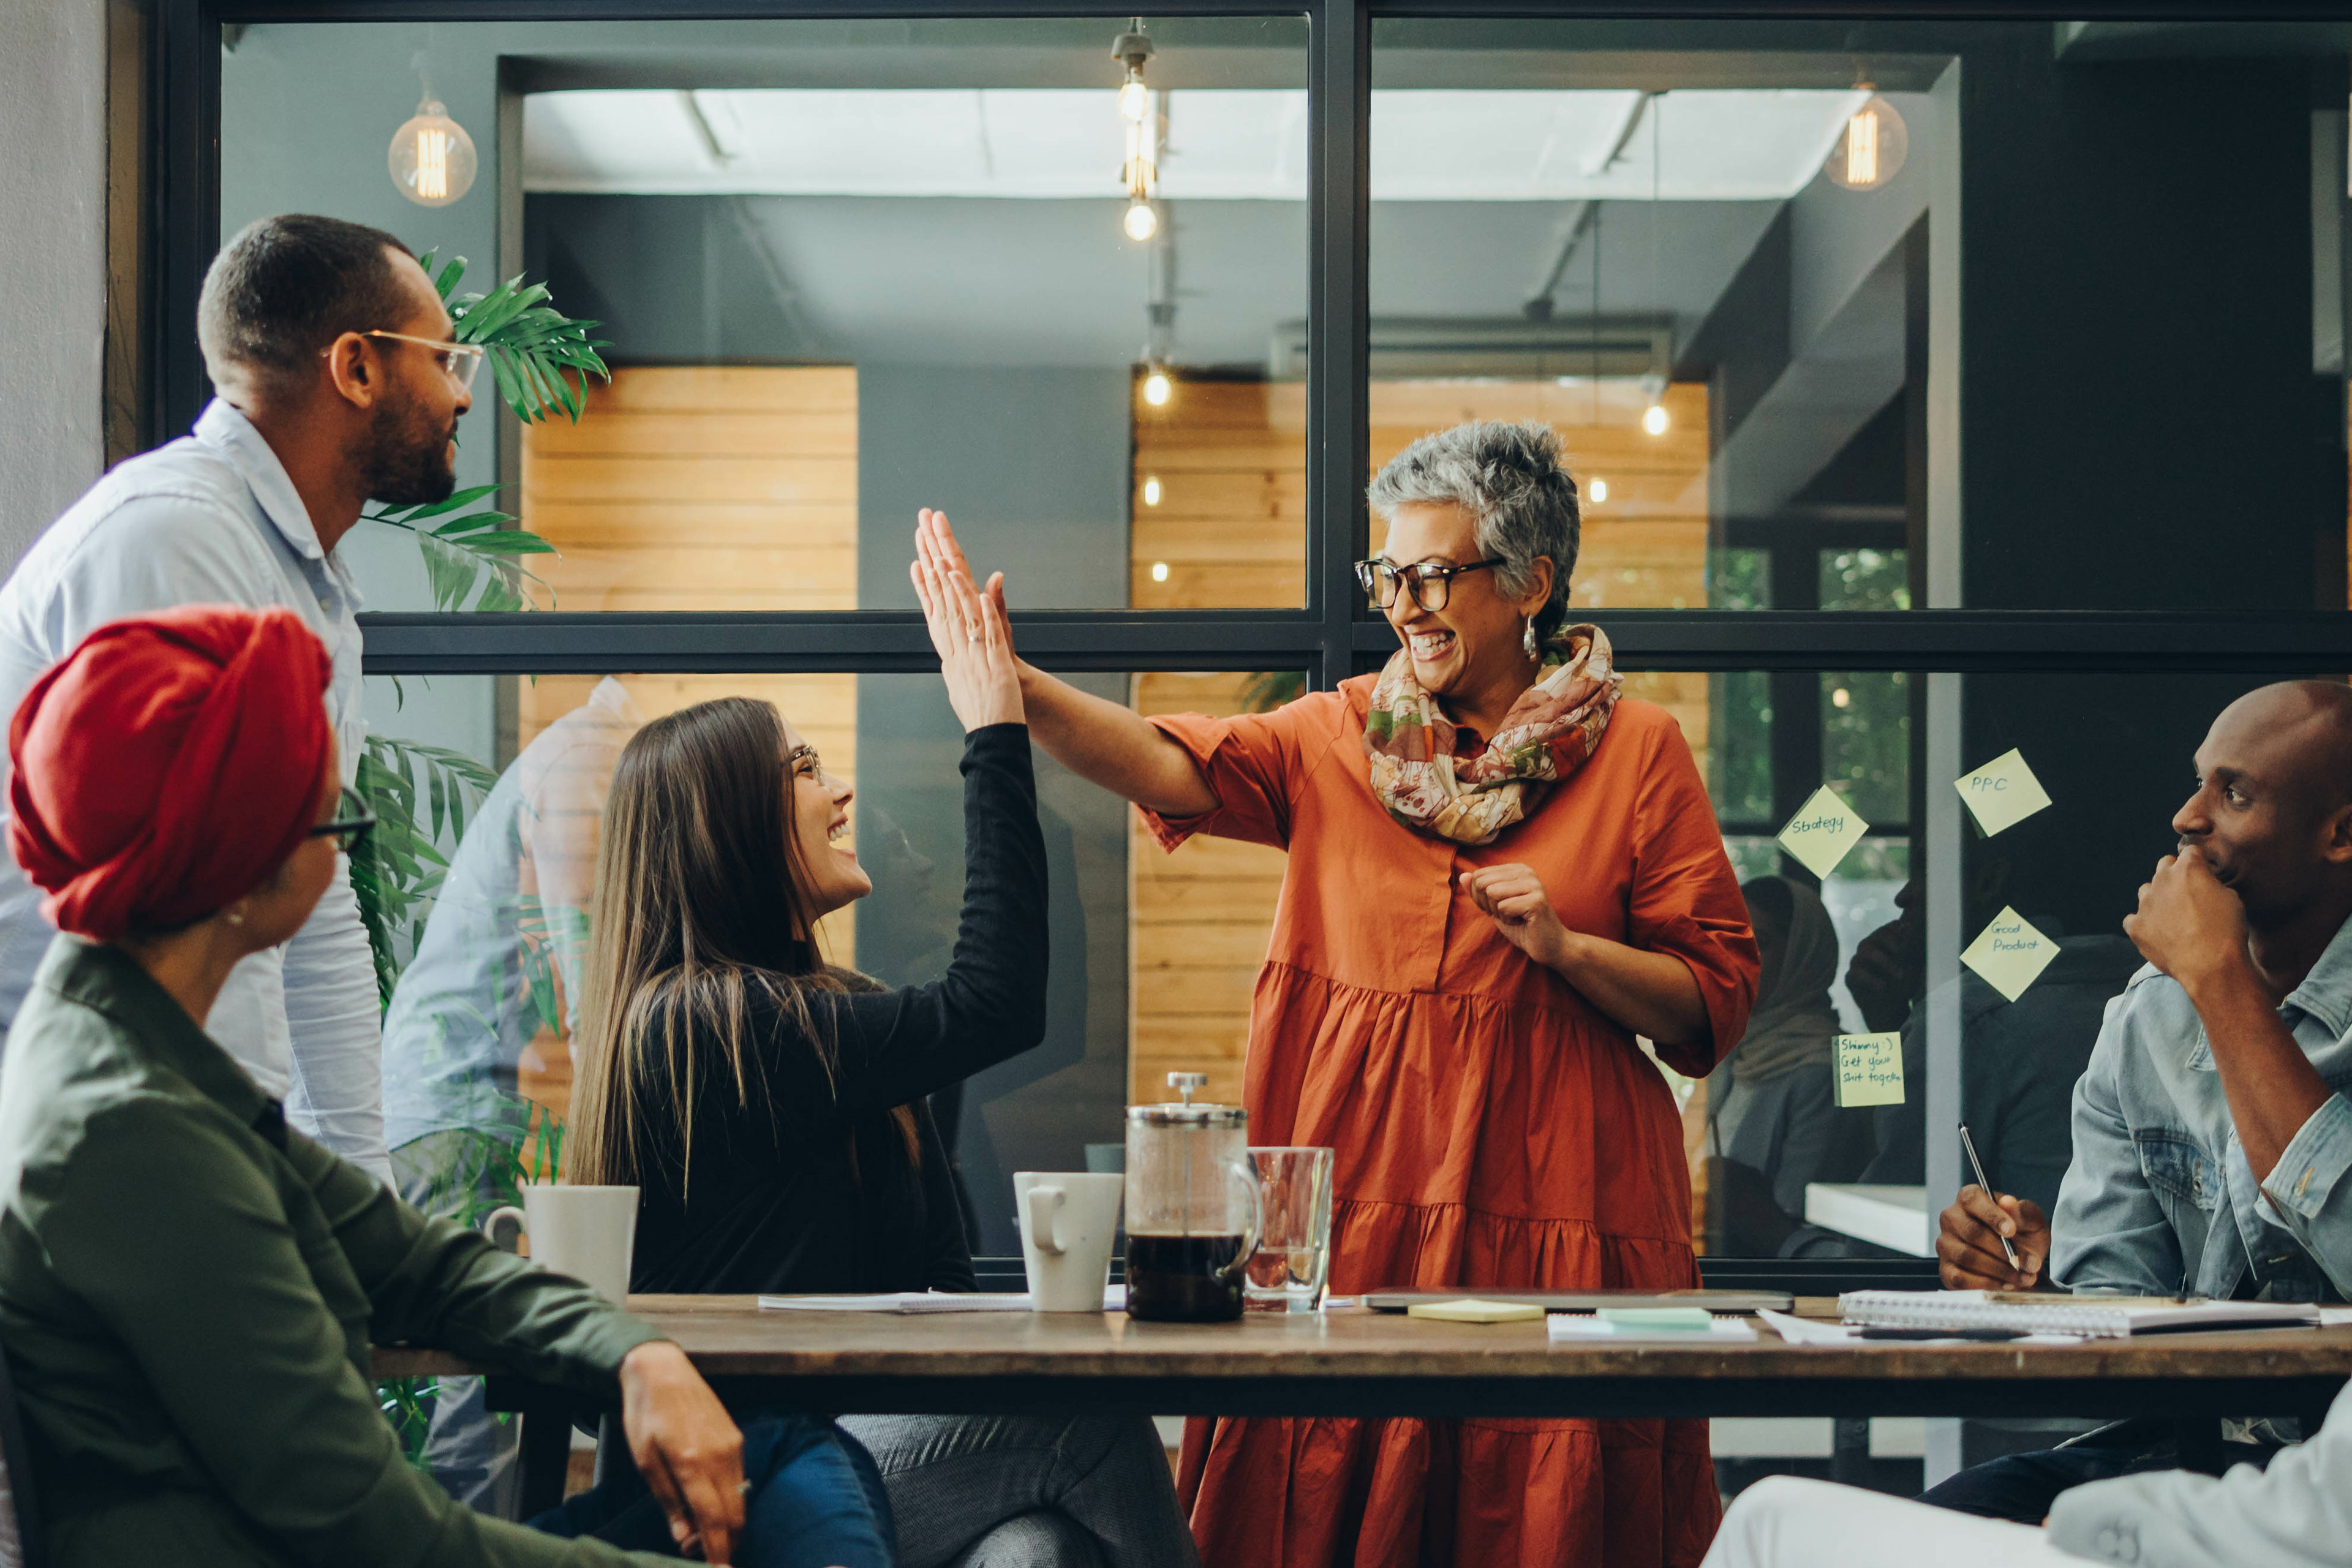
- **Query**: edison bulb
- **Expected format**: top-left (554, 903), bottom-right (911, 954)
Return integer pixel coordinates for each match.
top-left (1642, 402), bottom-right (1670, 436)
top-left (1826, 95), bottom-right (1908, 192)
top-left (1150, 561), bottom-right (1170, 582)
top-left (1119, 78), bottom-right (1148, 123)
top-left (1142, 371), bottom-right (1172, 407)
top-left (1142, 476), bottom-right (1163, 506)
top-left (1124, 200), bottom-right (1159, 242)
top-left (390, 98), bottom-right (477, 208)
top-left (1589, 478), bottom-right (1608, 503)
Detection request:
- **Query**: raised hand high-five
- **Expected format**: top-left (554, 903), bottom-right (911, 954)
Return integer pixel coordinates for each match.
top-left (911, 508), bottom-right (1024, 733)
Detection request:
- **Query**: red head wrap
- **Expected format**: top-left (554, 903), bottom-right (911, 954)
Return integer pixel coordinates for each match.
top-left (8, 605), bottom-right (335, 942)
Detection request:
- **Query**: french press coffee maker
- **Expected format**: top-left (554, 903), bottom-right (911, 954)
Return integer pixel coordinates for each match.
top-left (1125, 1072), bottom-right (1263, 1322)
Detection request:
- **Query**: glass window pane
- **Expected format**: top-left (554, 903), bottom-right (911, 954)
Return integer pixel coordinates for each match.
top-left (1370, 19), bottom-right (2352, 614)
top-left (221, 18), bottom-right (1308, 614)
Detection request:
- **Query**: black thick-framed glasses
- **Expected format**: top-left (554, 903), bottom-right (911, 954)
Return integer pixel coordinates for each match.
top-left (1352, 557), bottom-right (1509, 613)
top-left (307, 788), bottom-right (377, 853)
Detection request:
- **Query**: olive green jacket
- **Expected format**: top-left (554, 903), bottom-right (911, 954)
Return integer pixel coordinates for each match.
top-left (0, 936), bottom-right (671, 1567)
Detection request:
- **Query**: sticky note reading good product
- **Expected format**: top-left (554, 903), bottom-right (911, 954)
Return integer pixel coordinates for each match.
top-left (1954, 749), bottom-right (2054, 837)
top-left (1775, 785), bottom-right (1869, 879)
top-left (1406, 1299), bottom-right (1546, 1324)
top-left (1833, 1032), bottom-right (1905, 1108)
top-left (1961, 906), bottom-right (2060, 1002)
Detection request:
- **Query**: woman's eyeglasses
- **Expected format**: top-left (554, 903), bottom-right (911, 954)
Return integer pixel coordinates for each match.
top-left (788, 744), bottom-right (835, 786)
top-left (1352, 557), bottom-right (1508, 614)
top-left (307, 789), bottom-right (377, 854)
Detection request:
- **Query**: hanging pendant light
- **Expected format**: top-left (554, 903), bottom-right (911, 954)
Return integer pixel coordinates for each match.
top-left (1826, 92), bottom-right (1907, 192)
top-left (1113, 19), bottom-right (1159, 243)
top-left (390, 90), bottom-right (477, 207)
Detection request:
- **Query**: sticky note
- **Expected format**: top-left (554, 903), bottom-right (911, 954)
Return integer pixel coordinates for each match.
top-left (1775, 785), bottom-right (1869, 879)
top-left (1834, 1032), bottom-right (1905, 1108)
top-left (1961, 906), bottom-right (2060, 1002)
top-left (1406, 1298), bottom-right (1545, 1324)
top-left (1954, 749), bottom-right (2053, 837)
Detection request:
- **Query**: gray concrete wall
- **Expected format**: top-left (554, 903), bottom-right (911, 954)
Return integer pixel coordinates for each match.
top-left (0, 0), bottom-right (107, 571)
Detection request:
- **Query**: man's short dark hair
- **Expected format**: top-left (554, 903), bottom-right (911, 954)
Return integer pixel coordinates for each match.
top-left (197, 214), bottom-right (417, 394)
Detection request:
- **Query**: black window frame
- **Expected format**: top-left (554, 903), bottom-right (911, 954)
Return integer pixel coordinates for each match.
top-left (151, 0), bottom-right (2352, 1293)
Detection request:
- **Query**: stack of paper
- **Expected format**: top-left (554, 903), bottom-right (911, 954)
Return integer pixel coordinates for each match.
top-left (1837, 1290), bottom-right (2319, 1339)
top-left (1548, 1310), bottom-right (1758, 1344)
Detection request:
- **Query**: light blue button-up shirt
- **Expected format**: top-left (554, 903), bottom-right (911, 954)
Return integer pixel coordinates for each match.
top-left (0, 399), bottom-right (388, 1179)
top-left (2051, 913), bottom-right (2352, 1302)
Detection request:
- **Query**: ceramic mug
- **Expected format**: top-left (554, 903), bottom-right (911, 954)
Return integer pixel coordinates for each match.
top-left (1011, 1172), bottom-right (1125, 1311)
top-left (483, 1184), bottom-right (641, 1305)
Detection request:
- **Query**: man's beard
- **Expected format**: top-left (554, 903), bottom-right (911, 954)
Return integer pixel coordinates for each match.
top-left (360, 393), bottom-right (458, 507)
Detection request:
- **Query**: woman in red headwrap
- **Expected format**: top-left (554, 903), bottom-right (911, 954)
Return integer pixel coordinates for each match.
top-left (0, 605), bottom-right (899, 1568)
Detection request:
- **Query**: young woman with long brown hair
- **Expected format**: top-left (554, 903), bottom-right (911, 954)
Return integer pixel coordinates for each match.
top-left (569, 554), bottom-right (1198, 1568)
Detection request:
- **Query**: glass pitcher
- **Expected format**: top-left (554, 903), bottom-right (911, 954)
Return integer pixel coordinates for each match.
top-left (1125, 1072), bottom-right (1263, 1322)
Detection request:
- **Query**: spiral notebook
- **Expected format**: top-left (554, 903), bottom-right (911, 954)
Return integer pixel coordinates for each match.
top-left (1838, 1290), bottom-right (2320, 1340)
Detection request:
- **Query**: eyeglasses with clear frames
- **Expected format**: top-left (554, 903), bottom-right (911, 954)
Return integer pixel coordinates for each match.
top-left (1352, 557), bottom-right (1509, 614)
top-left (325, 330), bottom-right (486, 393)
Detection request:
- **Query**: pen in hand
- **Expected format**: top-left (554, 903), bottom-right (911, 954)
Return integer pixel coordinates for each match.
top-left (1958, 1121), bottom-right (2020, 1272)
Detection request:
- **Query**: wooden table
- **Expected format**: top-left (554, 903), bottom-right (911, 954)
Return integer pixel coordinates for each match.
top-left (373, 1295), bottom-right (2352, 1518)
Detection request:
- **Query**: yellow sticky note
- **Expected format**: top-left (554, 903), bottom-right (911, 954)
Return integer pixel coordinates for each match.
top-left (1954, 749), bottom-right (2053, 837)
top-left (1406, 1298), bottom-right (1545, 1324)
top-left (1775, 785), bottom-right (1869, 879)
top-left (1833, 1033), bottom-right (1905, 1108)
top-left (1961, 906), bottom-right (2060, 1002)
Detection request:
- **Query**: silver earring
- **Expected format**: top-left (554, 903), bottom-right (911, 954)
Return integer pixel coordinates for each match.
top-left (226, 911), bottom-right (245, 927)
top-left (1523, 617), bottom-right (1539, 660)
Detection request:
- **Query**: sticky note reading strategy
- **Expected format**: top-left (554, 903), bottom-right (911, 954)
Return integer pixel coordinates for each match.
top-left (1961, 905), bottom-right (2060, 1002)
top-left (1776, 785), bottom-right (1868, 879)
top-left (1834, 1033), bottom-right (1905, 1108)
top-left (1955, 748), bottom-right (2053, 837)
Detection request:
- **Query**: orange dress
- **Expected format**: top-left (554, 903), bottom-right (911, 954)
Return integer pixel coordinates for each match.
top-left (1143, 677), bottom-right (1759, 1568)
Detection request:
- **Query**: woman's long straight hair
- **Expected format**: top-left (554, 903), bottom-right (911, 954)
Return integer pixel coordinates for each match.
top-left (568, 696), bottom-right (915, 1193)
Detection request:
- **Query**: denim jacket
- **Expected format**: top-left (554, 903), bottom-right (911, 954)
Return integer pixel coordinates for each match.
top-left (2050, 914), bottom-right (2352, 1302)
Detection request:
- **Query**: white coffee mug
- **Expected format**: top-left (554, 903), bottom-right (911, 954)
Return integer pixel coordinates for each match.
top-left (483, 1184), bottom-right (641, 1305)
top-left (1012, 1171), bottom-right (1124, 1312)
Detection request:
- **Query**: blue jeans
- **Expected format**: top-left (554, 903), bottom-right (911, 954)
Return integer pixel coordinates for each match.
top-left (531, 1412), bottom-right (897, 1568)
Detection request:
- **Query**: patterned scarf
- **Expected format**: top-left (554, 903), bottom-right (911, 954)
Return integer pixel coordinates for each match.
top-left (1363, 624), bottom-right (1622, 845)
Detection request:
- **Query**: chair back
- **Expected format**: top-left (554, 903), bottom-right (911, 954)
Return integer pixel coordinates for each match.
top-left (0, 1345), bottom-right (42, 1568)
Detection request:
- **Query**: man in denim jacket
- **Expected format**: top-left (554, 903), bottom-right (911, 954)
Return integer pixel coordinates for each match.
top-left (1925, 679), bottom-right (2352, 1521)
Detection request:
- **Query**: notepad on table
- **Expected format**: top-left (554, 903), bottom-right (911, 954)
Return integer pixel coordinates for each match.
top-left (1406, 1298), bottom-right (1545, 1324)
top-left (1838, 1290), bottom-right (2319, 1340)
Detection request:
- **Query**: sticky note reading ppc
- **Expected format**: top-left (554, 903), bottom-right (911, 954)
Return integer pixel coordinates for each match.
top-left (1954, 749), bottom-right (2052, 837)
top-left (1775, 785), bottom-right (1869, 879)
top-left (1961, 905), bottom-right (2060, 1002)
top-left (1833, 1032), bottom-right (1905, 1108)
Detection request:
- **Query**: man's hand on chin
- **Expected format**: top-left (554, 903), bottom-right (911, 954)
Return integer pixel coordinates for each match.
top-left (2124, 849), bottom-right (2251, 995)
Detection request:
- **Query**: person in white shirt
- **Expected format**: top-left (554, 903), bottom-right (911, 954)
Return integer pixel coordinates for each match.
top-left (0, 213), bottom-right (479, 1182)
top-left (1702, 1376), bottom-right (2352, 1568)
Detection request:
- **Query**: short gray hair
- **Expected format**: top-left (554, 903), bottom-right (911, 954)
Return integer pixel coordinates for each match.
top-left (1366, 420), bottom-right (1580, 638)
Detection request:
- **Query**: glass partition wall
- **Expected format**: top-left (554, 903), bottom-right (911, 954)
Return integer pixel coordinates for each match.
top-left (171, 4), bottom-right (2352, 1299)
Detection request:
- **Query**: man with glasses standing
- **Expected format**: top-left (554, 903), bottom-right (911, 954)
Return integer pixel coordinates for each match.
top-left (0, 213), bottom-right (481, 1182)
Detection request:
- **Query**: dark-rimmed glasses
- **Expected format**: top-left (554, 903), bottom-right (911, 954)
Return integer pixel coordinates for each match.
top-left (1352, 557), bottom-right (1508, 614)
top-left (307, 788), bottom-right (377, 853)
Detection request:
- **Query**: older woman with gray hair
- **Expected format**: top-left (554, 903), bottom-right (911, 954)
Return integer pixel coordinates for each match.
top-left (911, 419), bottom-right (1758, 1568)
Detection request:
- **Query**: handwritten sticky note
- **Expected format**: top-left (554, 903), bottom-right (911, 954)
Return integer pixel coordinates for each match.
top-left (1834, 1033), bottom-right (1905, 1108)
top-left (1775, 785), bottom-right (1869, 879)
top-left (1408, 1298), bottom-right (1545, 1324)
top-left (1961, 906), bottom-right (2060, 1002)
top-left (1954, 749), bottom-right (2053, 837)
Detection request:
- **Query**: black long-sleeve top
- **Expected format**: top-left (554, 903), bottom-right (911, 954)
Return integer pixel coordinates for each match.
top-left (625, 724), bottom-right (1049, 1295)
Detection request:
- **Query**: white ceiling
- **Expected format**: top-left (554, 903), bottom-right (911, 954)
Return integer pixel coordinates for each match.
top-left (524, 87), bottom-right (1872, 202)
